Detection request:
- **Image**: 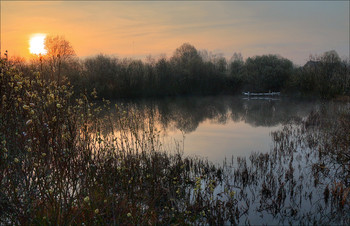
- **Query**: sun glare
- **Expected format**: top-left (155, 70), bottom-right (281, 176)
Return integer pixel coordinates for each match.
top-left (29, 34), bottom-right (47, 55)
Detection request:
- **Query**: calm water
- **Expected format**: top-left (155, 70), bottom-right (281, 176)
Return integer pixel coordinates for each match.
top-left (96, 96), bottom-right (349, 224)
top-left (108, 96), bottom-right (319, 163)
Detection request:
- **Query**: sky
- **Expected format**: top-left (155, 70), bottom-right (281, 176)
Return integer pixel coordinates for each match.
top-left (1, 1), bottom-right (349, 65)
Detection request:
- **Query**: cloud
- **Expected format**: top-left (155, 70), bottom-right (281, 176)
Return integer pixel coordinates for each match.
top-left (2, 1), bottom-right (349, 64)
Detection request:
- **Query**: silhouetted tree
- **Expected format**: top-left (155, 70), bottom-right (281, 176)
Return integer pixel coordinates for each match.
top-left (243, 55), bottom-right (293, 92)
top-left (229, 53), bottom-right (244, 77)
top-left (155, 57), bottom-right (173, 96)
top-left (297, 50), bottom-right (350, 98)
top-left (45, 35), bottom-right (76, 84)
top-left (20, 39), bottom-right (346, 99)
top-left (229, 52), bottom-right (244, 91)
top-left (83, 55), bottom-right (120, 98)
top-left (170, 43), bottom-right (204, 94)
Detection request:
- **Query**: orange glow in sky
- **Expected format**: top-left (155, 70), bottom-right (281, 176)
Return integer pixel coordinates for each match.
top-left (29, 34), bottom-right (47, 55)
top-left (1, 1), bottom-right (349, 65)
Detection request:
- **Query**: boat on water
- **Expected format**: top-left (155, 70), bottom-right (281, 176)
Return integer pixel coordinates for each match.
top-left (242, 97), bottom-right (280, 101)
top-left (242, 91), bottom-right (280, 96)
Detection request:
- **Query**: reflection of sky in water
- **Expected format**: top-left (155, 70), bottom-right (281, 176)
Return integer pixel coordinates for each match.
top-left (101, 98), bottom-right (347, 224)
top-left (161, 117), bottom-right (281, 164)
top-left (109, 96), bottom-right (322, 164)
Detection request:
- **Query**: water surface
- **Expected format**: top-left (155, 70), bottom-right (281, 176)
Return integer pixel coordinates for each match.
top-left (108, 96), bottom-right (320, 163)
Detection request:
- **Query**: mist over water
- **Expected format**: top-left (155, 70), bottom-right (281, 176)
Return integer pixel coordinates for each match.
top-left (104, 96), bottom-right (324, 163)
top-left (100, 96), bottom-right (350, 224)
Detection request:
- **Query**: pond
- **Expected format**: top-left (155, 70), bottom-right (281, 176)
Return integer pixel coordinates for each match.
top-left (99, 96), bottom-right (349, 224)
top-left (107, 96), bottom-right (320, 163)
top-left (2, 85), bottom-right (349, 224)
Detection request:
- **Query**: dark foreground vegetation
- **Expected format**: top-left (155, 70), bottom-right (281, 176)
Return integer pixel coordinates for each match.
top-left (1, 54), bottom-right (350, 224)
top-left (8, 36), bottom-right (350, 99)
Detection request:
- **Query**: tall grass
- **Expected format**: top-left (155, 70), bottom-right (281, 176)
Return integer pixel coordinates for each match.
top-left (222, 103), bottom-right (350, 224)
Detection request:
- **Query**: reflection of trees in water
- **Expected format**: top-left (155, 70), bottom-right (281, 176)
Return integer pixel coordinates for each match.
top-left (240, 98), bottom-right (320, 127)
top-left (111, 96), bottom-right (319, 134)
top-left (158, 97), bottom-right (230, 133)
top-left (98, 98), bottom-right (349, 224)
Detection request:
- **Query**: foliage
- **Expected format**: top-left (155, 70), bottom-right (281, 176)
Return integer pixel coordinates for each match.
top-left (243, 54), bottom-right (294, 92)
top-left (289, 51), bottom-right (350, 98)
top-left (12, 38), bottom-right (349, 99)
top-left (67, 44), bottom-right (236, 98)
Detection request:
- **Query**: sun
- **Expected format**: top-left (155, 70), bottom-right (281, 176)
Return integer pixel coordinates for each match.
top-left (29, 34), bottom-right (47, 55)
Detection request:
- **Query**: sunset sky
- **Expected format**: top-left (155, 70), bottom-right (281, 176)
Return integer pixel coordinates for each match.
top-left (1, 1), bottom-right (349, 65)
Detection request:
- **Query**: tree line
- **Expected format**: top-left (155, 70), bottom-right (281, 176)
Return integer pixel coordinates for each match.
top-left (6, 36), bottom-right (350, 99)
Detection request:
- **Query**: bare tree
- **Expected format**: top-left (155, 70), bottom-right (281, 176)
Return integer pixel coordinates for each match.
top-left (45, 35), bottom-right (76, 84)
top-left (230, 52), bottom-right (243, 64)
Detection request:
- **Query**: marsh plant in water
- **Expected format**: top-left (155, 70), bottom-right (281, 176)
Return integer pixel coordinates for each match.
top-left (1, 59), bottom-right (349, 224)
top-left (222, 103), bottom-right (350, 224)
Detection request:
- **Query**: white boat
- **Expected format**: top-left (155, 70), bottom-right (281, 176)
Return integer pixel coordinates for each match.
top-left (242, 91), bottom-right (280, 96)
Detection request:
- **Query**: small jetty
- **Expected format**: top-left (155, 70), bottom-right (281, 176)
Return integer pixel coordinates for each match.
top-left (242, 91), bottom-right (280, 97)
